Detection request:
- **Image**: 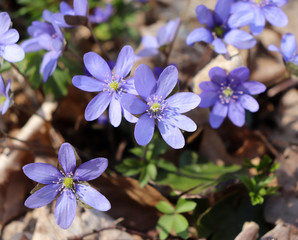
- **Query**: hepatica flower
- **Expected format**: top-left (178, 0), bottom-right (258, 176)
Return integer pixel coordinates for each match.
top-left (21, 21), bottom-right (64, 82)
top-left (89, 4), bottom-right (113, 24)
top-left (0, 75), bottom-right (11, 115)
top-left (0, 12), bottom-right (25, 63)
top-left (23, 143), bottom-right (111, 229)
top-left (72, 45), bottom-right (137, 127)
top-left (187, 0), bottom-right (256, 54)
top-left (137, 18), bottom-right (180, 58)
top-left (199, 66), bottom-right (266, 128)
top-left (121, 64), bottom-right (201, 149)
top-left (228, 0), bottom-right (288, 35)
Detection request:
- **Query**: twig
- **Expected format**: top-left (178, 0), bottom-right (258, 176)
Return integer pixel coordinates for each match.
top-left (267, 77), bottom-right (298, 97)
top-left (253, 130), bottom-right (279, 159)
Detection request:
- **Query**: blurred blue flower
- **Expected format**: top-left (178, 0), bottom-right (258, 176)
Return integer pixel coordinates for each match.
top-left (89, 4), bottom-right (113, 24)
top-left (0, 75), bottom-right (11, 115)
top-left (72, 45), bottom-right (138, 127)
top-left (0, 12), bottom-right (25, 63)
top-left (228, 0), bottom-right (288, 35)
top-left (21, 21), bottom-right (64, 82)
top-left (199, 66), bottom-right (266, 128)
top-left (186, 0), bottom-right (256, 54)
top-left (137, 18), bottom-right (180, 58)
top-left (121, 64), bottom-right (201, 149)
top-left (23, 142), bottom-right (111, 229)
top-left (268, 33), bottom-right (298, 64)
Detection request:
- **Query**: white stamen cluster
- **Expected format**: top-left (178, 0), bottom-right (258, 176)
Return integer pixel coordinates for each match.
top-left (218, 80), bottom-right (243, 105)
top-left (52, 170), bottom-right (77, 198)
top-left (103, 72), bottom-right (126, 95)
top-left (146, 95), bottom-right (168, 121)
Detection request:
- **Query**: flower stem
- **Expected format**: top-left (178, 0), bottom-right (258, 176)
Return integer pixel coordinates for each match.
top-left (141, 144), bottom-right (149, 162)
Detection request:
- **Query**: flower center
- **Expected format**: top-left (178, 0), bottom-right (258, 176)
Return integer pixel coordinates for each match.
top-left (63, 177), bottom-right (73, 188)
top-left (214, 26), bottom-right (224, 38)
top-left (151, 102), bottom-right (161, 112)
top-left (146, 95), bottom-right (168, 121)
top-left (219, 83), bottom-right (243, 105)
top-left (109, 81), bottom-right (119, 91)
top-left (103, 72), bottom-right (126, 95)
top-left (0, 95), bottom-right (6, 106)
top-left (250, 0), bottom-right (271, 7)
top-left (223, 87), bottom-right (233, 97)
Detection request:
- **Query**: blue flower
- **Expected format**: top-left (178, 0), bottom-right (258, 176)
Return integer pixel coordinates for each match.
top-left (137, 18), bottom-right (180, 58)
top-left (268, 33), bottom-right (298, 64)
top-left (186, 0), bottom-right (256, 54)
top-left (228, 0), bottom-right (288, 35)
top-left (199, 66), bottom-right (266, 128)
top-left (0, 75), bottom-right (11, 115)
top-left (72, 45), bottom-right (138, 127)
top-left (23, 142), bottom-right (111, 229)
top-left (21, 21), bottom-right (64, 82)
top-left (121, 64), bottom-right (201, 149)
top-left (89, 4), bottom-right (113, 24)
top-left (0, 12), bottom-right (25, 63)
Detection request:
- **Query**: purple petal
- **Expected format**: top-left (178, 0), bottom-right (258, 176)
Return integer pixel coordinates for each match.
top-left (228, 10), bottom-right (255, 28)
top-left (166, 92), bottom-right (201, 113)
top-left (209, 66), bottom-right (227, 85)
top-left (1, 44), bottom-right (25, 63)
top-left (74, 0), bottom-right (88, 16)
top-left (228, 66), bottom-right (250, 85)
top-left (156, 65), bottom-right (178, 100)
top-left (74, 157), bottom-right (108, 181)
top-left (23, 163), bottom-right (63, 184)
top-left (273, 0), bottom-right (288, 7)
top-left (157, 18), bottom-right (180, 46)
top-left (76, 184), bottom-right (111, 211)
top-left (212, 38), bottom-right (227, 54)
top-left (60, 2), bottom-right (73, 14)
top-left (134, 64), bottom-right (156, 100)
top-left (224, 29), bottom-right (256, 49)
top-left (0, 12), bottom-right (11, 36)
top-left (136, 48), bottom-right (159, 58)
top-left (263, 6), bottom-right (288, 27)
top-left (121, 94), bottom-right (147, 114)
top-left (0, 29), bottom-right (19, 45)
top-left (58, 143), bottom-right (76, 174)
top-left (109, 96), bottom-right (122, 127)
top-left (55, 190), bottom-right (77, 229)
top-left (72, 75), bottom-right (104, 92)
top-left (24, 184), bottom-right (61, 209)
top-left (122, 107), bottom-right (138, 123)
top-left (242, 81), bottom-right (266, 95)
top-left (186, 27), bottom-right (213, 46)
top-left (199, 91), bottom-right (219, 108)
top-left (157, 121), bottom-right (185, 149)
top-left (85, 91), bottom-right (112, 121)
top-left (195, 5), bottom-right (214, 29)
top-left (134, 114), bottom-right (155, 146)
top-left (249, 8), bottom-right (265, 35)
top-left (239, 94), bottom-right (259, 112)
top-left (21, 38), bottom-right (43, 53)
top-left (228, 101), bottom-right (245, 127)
top-left (40, 51), bottom-right (59, 82)
top-left (115, 45), bottom-right (135, 78)
top-left (231, 2), bottom-right (252, 14)
top-left (281, 33), bottom-right (297, 61)
top-left (84, 52), bottom-right (111, 82)
top-left (0, 75), bottom-right (4, 93)
top-left (214, 0), bottom-right (232, 25)
top-left (165, 114), bottom-right (197, 132)
top-left (268, 44), bottom-right (281, 53)
top-left (199, 81), bottom-right (219, 91)
top-left (2, 97), bottom-right (10, 114)
top-left (209, 101), bottom-right (228, 128)
top-left (141, 36), bottom-right (159, 48)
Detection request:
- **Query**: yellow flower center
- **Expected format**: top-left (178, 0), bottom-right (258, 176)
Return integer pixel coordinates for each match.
top-left (214, 26), bottom-right (224, 38)
top-left (0, 95), bottom-right (6, 105)
top-left (109, 81), bottom-right (119, 91)
top-left (151, 103), bottom-right (161, 112)
top-left (223, 88), bottom-right (233, 97)
top-left (255, 0), bottom-right (263, 3)
top-left (63, 177), bottom-right (73, 188)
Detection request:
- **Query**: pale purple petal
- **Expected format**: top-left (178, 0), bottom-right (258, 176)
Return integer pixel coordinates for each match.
top-left (2, 97), bottom-right (10, 114)
top-left (228, 66), bottom-right (250, 84)
top-left (134, 114), bottom-right (155, 146)
top-left (224, 29), bottom-right (256, 49)
top-left (85, 91), bottom-right (112, 121)
top-left (24, 184), bottom-right (61, 208)
top-left (281, 33), bottom-right (297, 61)
top-left (1, 44), bottom-right (25, 63)
top-left (199, 81), bottom-right (219, 91)
top-left (136, 48), bottom-right (159, 58)
top-left (186, 27), bottom-right (213, 46)
top-left (195, 5), bottom-right (214, 29)
top-left (74, 0), bottom-right (88, 16)
top-left (109, 96), bottom-right (122, 127)
top-left (21, 38), bottom-right (43, 53)
top-left (115, 45), bottom-right (135, 78)
top-left (239, 94), bottom-right (259, 112)
top-left (228, 101), bottom-right (245, 127)
top-left (76, 184), bottom-right (111, 211)
top-left (60, 2), bottom-right (73, 14)
top-left (156, 65), bottom-right (178, 100)
top-left (58, 142), bottom-right (76, 174)
top-left (209, 101), bottom-right (228, 128)
top-left (209, 67), bottom-right (227, 85)
top-left (249, 8), bottom-right (265, 35)
top-left (228, 10), bottom-right (255, 28)
top-left (212, 38), bottom-right (227, 54)
top-left (268, 44), bottom-right (281, 53)
top-left (23, 163), bottom-right (63, 184)
top-left (121, 94), bottom-right (148, 114)
top-left (263, 6), bottom-right (288, 27)
top-left (55, 190), bottom-right (77, 229)
top-left (157, 121), bottom-right (185, 149)
top-left (72, 75), bottom-right (105, 92)
top-left (0, 12), bottom-right (11, 36)
top-left (134, 64), bottom-right (156, 100)
top-left (74, 158), bottom-right (108, 181)
top-left (157, 18), bottom-right (180, 46)
top-left (214, 0), bottom-right (232, 25)
top-left (166, 92), bottom-right (201, 113)
top-left (199, 91), bottom-right (219, 108)
top-left (40, 51), bottom-right (59, 82)
top-left (242, 81), bottom-right (266, 95)
top-left (84, 52), bottom-right (111, 82)
top-left (0, 76), bottom-right (4, 93)
top-left (141, 36), bottom-right (159, 48)
top-left (231, 2), bottom-right (252, 14)
top-left (165, 114), bottom-right (197, 132)
top-left (0, 29), bottom-right (19, 45)
top-left (122, 107), bottom-right (138, 123)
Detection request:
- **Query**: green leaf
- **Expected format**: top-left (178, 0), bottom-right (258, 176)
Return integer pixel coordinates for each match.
top-left (139, 167), bottom-right (150, 187)
top-left (157, 215), bottom-right (174, 240)
top-left (115, 158), bottom-right (143, 176)
top-left (130, 147), bottom-right (143, 157)
top-left (147, 163), bottom-right (157, 180)
top-left (173, 214), bottom-right (189, 239)
top-left (176, 198), bottom-right (197, 213)
top-left (155, 201), bottom-right (175, 214)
